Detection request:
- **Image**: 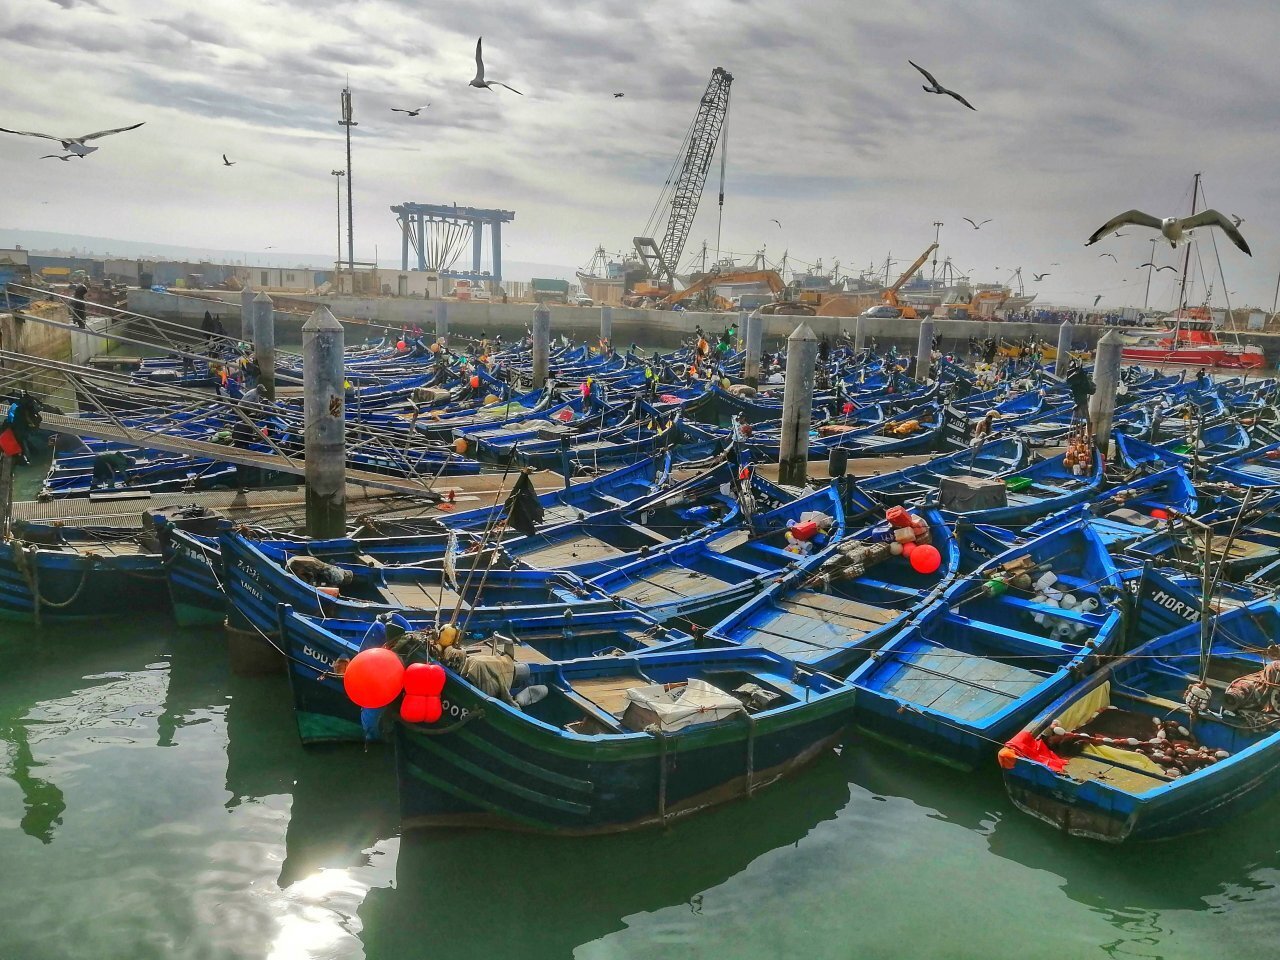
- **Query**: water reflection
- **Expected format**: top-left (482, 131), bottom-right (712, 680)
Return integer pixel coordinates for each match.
top-left (357, 749), bottom-right (852, 960)
top-left (0, 714), bottom-right (65, 843)
top-left (845, 732), bottom-right (1280, 960)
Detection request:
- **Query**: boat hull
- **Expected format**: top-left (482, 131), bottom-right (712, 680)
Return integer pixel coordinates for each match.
top-left (394, 679), bottom-right (853, 834)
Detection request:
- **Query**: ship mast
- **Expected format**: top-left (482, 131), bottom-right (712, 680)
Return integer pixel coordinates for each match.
top-left (1173, 172), bottom-right (1201, 343)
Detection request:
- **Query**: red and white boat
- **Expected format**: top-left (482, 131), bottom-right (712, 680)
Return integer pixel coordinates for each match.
top-left (1121, 308), bottom-right (1264, 368)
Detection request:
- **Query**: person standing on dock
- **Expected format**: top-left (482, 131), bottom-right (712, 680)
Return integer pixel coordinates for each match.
top-left (71, 283), bottom-right (88, 328)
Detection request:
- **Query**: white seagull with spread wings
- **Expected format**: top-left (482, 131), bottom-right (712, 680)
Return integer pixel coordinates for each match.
top-left (908, 61), bottom-right (976, 111)
top-left (0, 121), bottom-right (144, 156)
top-left (470, 38), bottom-right (523, 95)
top-left (1087, 208), bottom-right (1251, 256)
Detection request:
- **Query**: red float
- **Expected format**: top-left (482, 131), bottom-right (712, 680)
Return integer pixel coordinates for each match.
top-left (910, 543), bottom-right (942, 574)
top-left (342, 647), bottom-right (405, 708)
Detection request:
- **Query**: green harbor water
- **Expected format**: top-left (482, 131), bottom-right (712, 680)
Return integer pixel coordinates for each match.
top-left (3, 615), bottom-right (1280, 960)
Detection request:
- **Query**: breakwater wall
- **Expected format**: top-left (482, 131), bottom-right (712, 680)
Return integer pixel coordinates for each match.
top-left (127, 290), bottom-right (1280, 366)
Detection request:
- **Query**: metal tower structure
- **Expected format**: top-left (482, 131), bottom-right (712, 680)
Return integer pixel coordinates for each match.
top-left (633, 67), bottom-right (733, 287)
top-left (392, 203), bottom-right (516, 284)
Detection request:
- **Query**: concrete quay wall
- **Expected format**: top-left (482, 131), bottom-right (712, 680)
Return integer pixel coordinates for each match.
top-left (127, 290), bottom-right (1280, 365)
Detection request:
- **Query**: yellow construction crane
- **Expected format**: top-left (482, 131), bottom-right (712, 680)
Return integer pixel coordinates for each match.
top-left (878, 242), bottom-right (939, 318)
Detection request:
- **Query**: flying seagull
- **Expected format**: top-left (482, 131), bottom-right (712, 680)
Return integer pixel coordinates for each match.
top-left (908, 61), bottom-right (976, 111)
top-left (0, 120), bottom-right (144, 156)
top-left (963, 217), bottom-right (992, 230)
top-left (770, 219), bottom-right (782, 228)
top-left (1138, 263), bottom-right (1177, 273)
top-left (470, 38), bottom-right (523, 95)
top-left (613, 92), bottom-right (625, 98)
top-left (40, 153), bottom-right (80, 162)
top-left (1093, 295), bottom-right (1103, 306)
top-left (1086, 208), bottom-right (1251, 256)
top-left (391, 104), bottom-right (430, 116)
top-left (1231, 214), bottom-right (1244, 227)
top-left (1098, 253), bottom-right (1117, 262)
top-left (222, 154), bottom-right (235, 167)
top-left (1032, 272), bottom-right (1050, 281)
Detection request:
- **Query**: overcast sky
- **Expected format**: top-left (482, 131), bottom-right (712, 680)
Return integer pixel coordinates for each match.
top-left (2, 0), bottom-right (1279, 309)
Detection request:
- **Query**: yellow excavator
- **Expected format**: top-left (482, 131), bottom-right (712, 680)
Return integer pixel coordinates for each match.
top-left (657, 268), bottom-right (786, 311)
top-left (863, 242), bottom-right (938, 320)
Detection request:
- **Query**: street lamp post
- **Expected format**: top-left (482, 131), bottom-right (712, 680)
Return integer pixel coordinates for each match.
top-left (339, 86), bottom-right (357, 293)
top-left (1143, 238), bottom-right (1157, 311)
top-left (331, 169), bottom-right (345, 291)
top-left (931, 221), bottom-right (943, 287)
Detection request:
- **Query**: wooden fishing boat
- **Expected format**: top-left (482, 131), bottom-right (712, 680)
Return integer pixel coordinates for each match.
top-left (0, 523), bottom-right (168, 624)
top-left (845, 517), bottom-right (1125, 769)
top-left (856, 435), bottom-right (1029, 506)
top-left (1000, 600), bottom-right (1280, 841)
top-left (702, 505), bottom-right (959, 674)
top-left (369, 639), bottom-right (856, 834)
top-left (276, 606), bottom-right (695, 744)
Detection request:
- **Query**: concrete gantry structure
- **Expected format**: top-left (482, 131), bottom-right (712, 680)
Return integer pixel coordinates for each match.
top-left (392, 202), bottom-right (516, 285)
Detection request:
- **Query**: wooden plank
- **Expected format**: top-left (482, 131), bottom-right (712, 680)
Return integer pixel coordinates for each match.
top-left (571, 675), bottom-right (649, 715)
top-left (782, 593), bottom-right (897, 626)
top-left (517, 534), bottom-right (627, 567)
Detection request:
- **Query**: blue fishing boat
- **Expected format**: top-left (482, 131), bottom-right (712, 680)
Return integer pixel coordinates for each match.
top-left (702, 505), bottom-right (959, 674)
top-left (845, 517), bottom-right (1125, 769)
top-left (277, 606), bottom-right (696, 743)
top-left (343, 635), bottom-right (857, 833)
top-left (1000, 599), bottom-right (1280, 842)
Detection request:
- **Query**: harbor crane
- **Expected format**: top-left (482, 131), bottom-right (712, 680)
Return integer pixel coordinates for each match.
top-left (632, 67), bottom-right (733, 290)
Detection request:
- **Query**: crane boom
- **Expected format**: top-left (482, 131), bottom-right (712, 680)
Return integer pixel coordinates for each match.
top-left (633, 67), bottom-right (734, 287)
top-left (883, 242), bottom-right (939, 308)
top-left (658, 269), bottom-right (783, 308)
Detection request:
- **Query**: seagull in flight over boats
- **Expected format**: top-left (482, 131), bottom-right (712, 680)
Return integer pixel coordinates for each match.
top-left (1093, 295), bottom-right (1103, 306)
top-left (1098, 253), bottom-right (1117, 262)
top-left (0, 120), bottom-right (144, 156)
top-left (40, 153), bottom-right (80, 161)
top-left (770, 219), bottom-right (782, 228)
top-left (470, 38), bottom-right (523, 95)
top-left (1032, 272), bottom-right (1050, 281)
top-left (963, 218), bottom-right (992, 230)
top-left (222, 154), bottom-right (235, 167)
top-left (391, 104), bottom-right (430, 116)
top-left (1138, 263), bottom-right (1177, 273)
top-left (1231, 214), bottom-right (1244, 227)
top-left (1086, 208), bottom-right (1251, 256)
top-left (908, 61), bottom-right (976, 111)
top-left (613, 92), bottom-right (625, 98)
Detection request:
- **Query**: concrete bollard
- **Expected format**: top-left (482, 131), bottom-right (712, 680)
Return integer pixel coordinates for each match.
top-left (853, 316), bottom-right (866, 354)
top-left (1056, 321), bottom-right (1074, 375)
top-left (435, 300), bottom-right (449, 345)
top-left (778, 322), bottom-right (819, 487)
top-left (303, 306), bottom-right (346, 538)
top-left (744, 309), bottom-right (764, 387)
top-left (1089, 329), bottom-right (1124, 457)
top-left (599, 305), bottom-right (613, 344)
top-left (532, 303), bottom-right (551, 388)
top-left (239, 284), bottom-right (255, 339)
top-left (397, 274), bottom-right (408, 297)
top-left (251, 291), bottom-right (275, 400)
top-left (914, 316), bottom-right (935, 383)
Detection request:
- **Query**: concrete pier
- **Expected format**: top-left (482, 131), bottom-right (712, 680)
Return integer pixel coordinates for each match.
top-left (1089, 329), bottom-right (1124, 456)
top-left (744, 309), bottom-right (764, 387)
top-left (778, 323), bottom-right (819, 487)
top-left (1056, 321), bottom-right (1074, 373)
top-left (303, 306), bottom-right (346, 538)
top-left (914, 316), bottom-right (934, 383)
top-left (239, 284), bottom-right (255, 337)
top-left (435, 300), bottom-right (449, 345)
top-left (251, 291), bottom-right (275, 399)
top-left (532, 303), bottom-right (551, 387)
top-left (600, 305), bottom-right (613, 344)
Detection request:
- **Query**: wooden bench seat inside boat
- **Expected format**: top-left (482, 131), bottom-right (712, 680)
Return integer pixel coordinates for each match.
top-left (571, 672), bottom-right (654, 717)
top-left (517, 534), bottom-right (627, 568)
top-left (738, 592), bottom-right (898, 659)
top-left (380, 581), bottom-right (465, 610)
top-left (881, 650), bottom-right (1044, 721)
top-left (612, 563), bottom-right (736, 604)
